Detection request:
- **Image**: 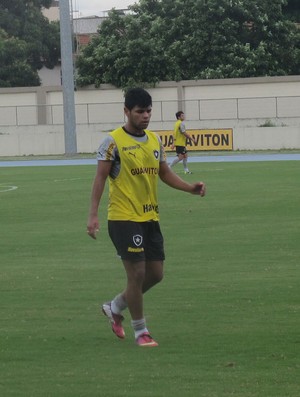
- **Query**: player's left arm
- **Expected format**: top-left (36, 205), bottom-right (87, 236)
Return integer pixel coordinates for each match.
top-left (180, 123), bottom-right (196, 145)
top-left (159, 161), bottom-right (206, 197)
top-left (183, 131), bottom-right (196, 145)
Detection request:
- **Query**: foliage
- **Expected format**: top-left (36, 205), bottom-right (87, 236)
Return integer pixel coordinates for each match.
top-left (76, 8), bottom-right (175, 89)
top-left (258, 119), bottom-right (277, 127)
top-left (0, 0), bottom-right (60, 87)
top-left (76, 0), bottom-right (300, 90)
top-left (0, 29), bottom-right (40, 87)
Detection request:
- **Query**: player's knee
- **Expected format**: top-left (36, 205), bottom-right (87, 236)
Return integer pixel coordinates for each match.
top-left (126, 265), bottom-right (146, 287)
top-left (153, 270), bottom-right (164, 285)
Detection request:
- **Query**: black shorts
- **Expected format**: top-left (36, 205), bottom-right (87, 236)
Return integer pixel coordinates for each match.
top-left (175, 146), bottom-right (187, 155)
top-left (108, 220), bottom-right (165, 262)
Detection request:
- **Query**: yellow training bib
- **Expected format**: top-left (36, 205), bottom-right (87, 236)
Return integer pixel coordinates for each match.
top-left (107, 128), bottom-right (161, 222)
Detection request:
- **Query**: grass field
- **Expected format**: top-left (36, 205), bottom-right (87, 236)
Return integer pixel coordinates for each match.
top-left (1, 159), bottom-right (300, 397)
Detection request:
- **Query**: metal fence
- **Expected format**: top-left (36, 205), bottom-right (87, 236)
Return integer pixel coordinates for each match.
top-left (0, 96), bottom-right (299, 127)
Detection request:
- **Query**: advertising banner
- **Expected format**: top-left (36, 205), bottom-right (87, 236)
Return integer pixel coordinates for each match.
top-left (156, 129), bottom-right (233, 151)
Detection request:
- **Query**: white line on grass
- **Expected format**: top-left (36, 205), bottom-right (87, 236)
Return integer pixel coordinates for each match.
top-left (53, 178), bottom-right (82, 182)
top-left (0, 184), bottom-right (18, 193)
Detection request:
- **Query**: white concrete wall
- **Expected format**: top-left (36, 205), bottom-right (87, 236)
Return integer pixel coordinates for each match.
top-left (182, 78), bottom-right (300, 99)
top-left (1, 124), bottom-right (300, 156)
top-left (1, 76), bottom-right (299, 127)
top-left (0, 76), bottom-right (300, 156)
top-left (233, 127), bottom-right (300, 150)
top-left (0, 125), bottom-right (104, 156)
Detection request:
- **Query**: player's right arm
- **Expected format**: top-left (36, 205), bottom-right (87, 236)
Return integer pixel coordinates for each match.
top-left (171, 135), bottom-right (175, 150)
top-left (87, 160), bottom-right (112, 239)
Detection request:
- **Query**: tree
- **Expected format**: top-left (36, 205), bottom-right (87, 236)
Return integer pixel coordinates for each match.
top-left (0, 29), bottom-right (40, 87)
top-left (0, 0), bottom-right (60, 87)
top-left (194, 0), bottom-right (300, 78)
top-left (76, 0), bottom-right (300, 89)
top-left (76, 8), bottom-right (176, 89)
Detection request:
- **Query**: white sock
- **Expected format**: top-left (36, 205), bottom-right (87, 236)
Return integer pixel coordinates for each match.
top-left (111, 293), bottom-right (127, 315)
top-left (131, 318), bottom-right (148, 339)
top-left (183, 157), bottom-right (188, 171)
top-left (170, 157), bottom-right (181, 167)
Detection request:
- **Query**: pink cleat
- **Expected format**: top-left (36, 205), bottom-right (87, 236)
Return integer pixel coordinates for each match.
top-left (136, 332), bottom-right (158, 347)
top-left (102, 302), bottom-right (125, 339)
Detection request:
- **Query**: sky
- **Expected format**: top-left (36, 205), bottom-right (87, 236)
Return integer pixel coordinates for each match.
top-left (73, 0), bottom-right (137, 17)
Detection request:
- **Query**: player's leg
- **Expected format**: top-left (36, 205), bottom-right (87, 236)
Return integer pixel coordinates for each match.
top-left (170, 147), bottom-right (184, 168)
top-left (183, 151), bottom-right (192, 174)
top-left (102, 221), bottom-right (142, 339)
top-left (143, 260), bottom-right (164, 293)
top-left (142, 221), bottom-right (165, 293)
top-left (123, 259), bottom-right (158, 346)
top-left (110, 292), bottom-right (127, 315)
top-left (170, 154), bottom-right (182, 167)
top-left (102, 259), bottom-right (147, 341)
top-left (104, 221), bottom-right (158, 345)
top-left (109, 259), bottom-right (163, 309)
top-left (130, 221), bottom-right (164, 346)
top-left (122, 259), bottom-right (145, 321)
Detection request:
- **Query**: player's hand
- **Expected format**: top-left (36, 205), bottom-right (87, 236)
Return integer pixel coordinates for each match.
top-left (191, 182), bottom-right (206, 197)
top-left (87, 216), bottom-right (100, 239)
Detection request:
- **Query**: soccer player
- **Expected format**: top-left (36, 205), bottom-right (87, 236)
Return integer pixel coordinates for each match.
top-left (87, 88), bottom-right (206, 347)
top-left (170, 111), bottom-right (196, 174)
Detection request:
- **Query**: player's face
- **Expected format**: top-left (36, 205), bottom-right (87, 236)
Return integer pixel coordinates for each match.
top-left (180, 113), bottom-right (185, 121)
top-left (124, 105), bottom-right (152, 133)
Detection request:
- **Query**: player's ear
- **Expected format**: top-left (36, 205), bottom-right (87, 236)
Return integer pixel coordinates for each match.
top-left (124, 107), bottom-right (130, 118)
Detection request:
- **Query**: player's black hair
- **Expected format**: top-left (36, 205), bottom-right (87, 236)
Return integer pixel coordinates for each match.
top-left (176, 111), bottom-right (184, 119)
top-left (124, 88), bottom-right (152, 110)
